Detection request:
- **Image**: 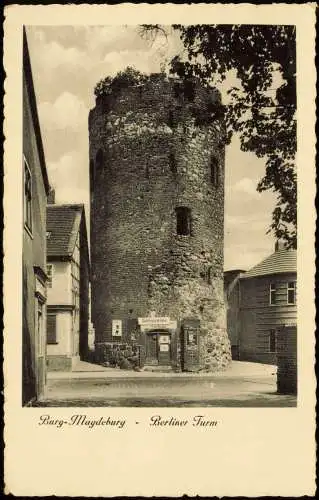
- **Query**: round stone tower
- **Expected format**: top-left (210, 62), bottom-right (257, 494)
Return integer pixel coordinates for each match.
top-left (89, 71), bottom-right (231, 371)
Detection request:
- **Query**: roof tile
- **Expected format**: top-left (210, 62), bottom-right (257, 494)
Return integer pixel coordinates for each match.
top-left (241, 249), bottom-right (297, 279)
top-left (47, 204), bottom-right (83, 258)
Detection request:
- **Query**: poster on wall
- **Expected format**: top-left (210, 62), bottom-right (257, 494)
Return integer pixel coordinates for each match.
top-left (159, 335), bottom-right (169, 344)
top-left (112, 319), bottom-right (122, 337)
top-left (160, 344), bottom-right (169, 352)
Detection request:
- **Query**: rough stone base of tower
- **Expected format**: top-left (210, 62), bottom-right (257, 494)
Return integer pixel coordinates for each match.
top-left (201, 326), bottom-right (232, 371)
top-left (148, 279), bottom-right (232, 372)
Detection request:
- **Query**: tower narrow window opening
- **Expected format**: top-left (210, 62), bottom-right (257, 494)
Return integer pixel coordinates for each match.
top-left (211, 156), bottom-right (220, 188)
top-left (168, 110), bottom-right (174, 128)
top-left (169, 153), bottom-right (176, 174)
top-left (90, 159), bottom-right (95, 192)
top-left (96, 149), bottom-right (104, 172)
top-left (176, 207), bottom-right (192, 236)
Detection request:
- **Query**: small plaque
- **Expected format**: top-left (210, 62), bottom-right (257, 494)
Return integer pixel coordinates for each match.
top-left (160, 344), bottom-right (169, 352)
top-left (159, 335), bottom-right (169, 344)
top-left (187, 332), bottom-right (197, 346)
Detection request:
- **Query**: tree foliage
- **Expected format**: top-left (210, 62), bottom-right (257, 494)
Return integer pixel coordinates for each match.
top-left (141, 24), bottom-right (297, 248)
top-left (95, 67), bottom-right (148, 97)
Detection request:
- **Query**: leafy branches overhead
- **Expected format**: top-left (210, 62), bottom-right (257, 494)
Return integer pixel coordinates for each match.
top-left (141, 24), bottom-right (297, 248)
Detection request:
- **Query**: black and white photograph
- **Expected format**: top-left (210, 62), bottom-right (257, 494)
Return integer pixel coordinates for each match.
top-left (3, 4), bottom-right (316, 497)
top-left (22, 22), bottom-right (299, 408)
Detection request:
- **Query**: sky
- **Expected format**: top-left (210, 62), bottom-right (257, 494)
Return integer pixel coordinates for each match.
top-left (26, 25), bottom-right (278, 271)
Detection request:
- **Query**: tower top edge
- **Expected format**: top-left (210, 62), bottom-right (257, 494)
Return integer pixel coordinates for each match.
top-left (92, 71), bottom-right (221, 109)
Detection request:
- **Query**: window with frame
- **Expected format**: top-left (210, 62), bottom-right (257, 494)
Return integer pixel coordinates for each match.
top-left (47, 314), bottom-right (57, 344)
top-left (176, 206), bottom-right (192, 236)
top-left (46, 264), bottom-right (53, 288)
top-left (269, 329), bottom-right (277, 352)
top-left (24, 158), bottom-right (32, 231)
top-left (287, 281), bottom-right (296, 305)
top-left (269, 283), bottom-right (277, 305)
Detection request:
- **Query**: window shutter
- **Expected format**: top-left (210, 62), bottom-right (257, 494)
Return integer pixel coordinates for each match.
top-left (47, 314), bottom-right (57, 344)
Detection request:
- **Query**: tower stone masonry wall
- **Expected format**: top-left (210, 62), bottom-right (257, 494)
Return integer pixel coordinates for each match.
top-left (89, 75), bottom-right (232, 371)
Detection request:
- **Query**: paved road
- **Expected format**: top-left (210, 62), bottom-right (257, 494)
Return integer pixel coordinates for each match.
top-left (35, 372), bottom-right (297, 407)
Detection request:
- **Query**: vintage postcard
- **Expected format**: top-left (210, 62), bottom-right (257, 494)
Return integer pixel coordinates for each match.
top-left (3, 3), bottom-right (316, 497)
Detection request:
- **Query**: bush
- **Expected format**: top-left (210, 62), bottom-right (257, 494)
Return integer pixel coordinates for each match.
top-left (95, 342), bottom-right (143, 370)
top-left (119, 358), bottom-right (133, 370)
top-left (95, 67), bottom-right (148, 98)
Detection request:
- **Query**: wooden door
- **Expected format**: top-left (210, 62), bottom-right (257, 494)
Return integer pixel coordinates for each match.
top-left (158, 333), bottom-right (171, 365)
top-left (146, 332), bottom-right (158, 365)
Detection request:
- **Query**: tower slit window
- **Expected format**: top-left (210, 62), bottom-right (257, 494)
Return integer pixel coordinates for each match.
top-left (169, 153), bottom-right (176, 174)
top-left (206, 266), bottom-right (212, 284)
top-left (96, 149), bottom-right (104, 173)
top-left (210, 156), bottom-right (220, 188)
top-left (176, 207), bottom-right (192, 236)
top-left (168, 110), bottom-right (174, 128)
top-left (90, 159), bottom-right (95, 192)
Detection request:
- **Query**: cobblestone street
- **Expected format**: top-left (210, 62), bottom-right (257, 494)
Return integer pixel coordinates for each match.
top-left (33, 361), bottom-right (297, 407)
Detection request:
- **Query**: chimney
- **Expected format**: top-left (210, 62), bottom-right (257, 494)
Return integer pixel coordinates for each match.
top-left (275, 239), bottom-right (286, 252)
top-left (48, 187), bottom-right (55, 204)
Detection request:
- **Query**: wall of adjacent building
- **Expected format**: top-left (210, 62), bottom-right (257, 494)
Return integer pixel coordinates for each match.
top-left (47, 261), bottom-right (77, 370)
top-left (224, 270), bottom-right (244, 359)
top-left (22, 67), bottom-right (48, 405)
top-left (47, 311), bottom-right (73, 355)
top-left (239, 273), bottom-right (297, 364)
top-left (47, 218), bottom-right (90, 370)
top-left (47, 261), bottom-right (71, 304)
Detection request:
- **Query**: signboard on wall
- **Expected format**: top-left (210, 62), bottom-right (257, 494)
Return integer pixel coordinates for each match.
top-left (112, 320), bottom-right (122, 337)
top-left (138, 316), bottom-right (177, 331)
top-left (138, 316), bottom-right (170, 327)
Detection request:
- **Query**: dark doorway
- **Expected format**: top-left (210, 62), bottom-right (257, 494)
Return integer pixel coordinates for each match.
top-left (145, 330), bottom-right (171, 366)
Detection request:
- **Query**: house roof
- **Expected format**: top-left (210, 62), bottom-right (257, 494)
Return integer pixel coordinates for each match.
top-left (47, 204), bottom-right (84, 258)
top-left (241, 249), bottom-right (297, 279)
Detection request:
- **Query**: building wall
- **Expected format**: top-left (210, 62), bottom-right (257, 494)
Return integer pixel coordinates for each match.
top-left (239, 273), bottom-right (297, 363)
top-left (89, 75), bottom-right (231, 371)
top-left (47, 217), bottom-right (89, 370)
top-left (277, 325), bottom-right (297, 394)
top-left (22, 68), bottom-right (48, 405)
top-left (47, 260), bottom-right (77, 370)
top-left (47, 311), bottom-right (73, 355)
top-left (47, 261), bottom-right (71, 304)
top-left (224, 270), bottom-right (243, 359)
